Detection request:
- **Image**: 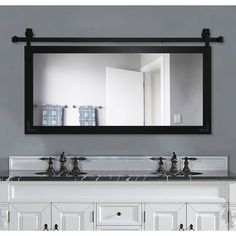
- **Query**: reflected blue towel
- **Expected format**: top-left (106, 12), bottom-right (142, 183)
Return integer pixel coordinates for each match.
top-left (42, 104), bottom-right (63, 126)
top-left (79, 106), bottom-right (97, 126)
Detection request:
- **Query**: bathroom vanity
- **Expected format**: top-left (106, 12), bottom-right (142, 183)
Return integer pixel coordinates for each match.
top-left (0, 155), bottom-right (236, 231)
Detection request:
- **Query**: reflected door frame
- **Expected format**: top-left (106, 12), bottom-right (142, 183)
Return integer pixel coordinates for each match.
top-left (141, 54), bottom-right (170, 126)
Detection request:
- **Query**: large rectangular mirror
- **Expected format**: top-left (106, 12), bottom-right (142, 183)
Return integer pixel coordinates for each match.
top-left (25, 46), bottom-right (211, 134)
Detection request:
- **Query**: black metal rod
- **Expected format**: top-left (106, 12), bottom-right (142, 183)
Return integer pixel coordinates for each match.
top-left (12, 28), bottom-right (223, 48)
top-left (12, 36), bottom-right (223, 43)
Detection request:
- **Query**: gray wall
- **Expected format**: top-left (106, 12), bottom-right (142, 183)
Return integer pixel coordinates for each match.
top-left (0, 6), bottom-right (236, 171)
top-left (170, 54), bottom-right (203, 125)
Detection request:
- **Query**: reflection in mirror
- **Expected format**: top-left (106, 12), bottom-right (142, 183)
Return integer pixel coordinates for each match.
top-left (33, 53), bottom-right (203, 126)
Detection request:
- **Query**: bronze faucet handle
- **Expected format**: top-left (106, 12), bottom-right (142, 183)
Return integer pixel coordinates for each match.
top-left (150, 156), bottom-right (166, 161)
top-left (182, 157), bottom-right (197, 161)
top-left (40, 157), bottom-right (55, 161)
top-left (71, 156), bottom-right (87, 161)
top-left (59, 152), bottom-right (67, 163)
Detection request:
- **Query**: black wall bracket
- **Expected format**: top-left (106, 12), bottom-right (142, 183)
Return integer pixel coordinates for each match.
top-left (12, 28), bottom-right (223, 47)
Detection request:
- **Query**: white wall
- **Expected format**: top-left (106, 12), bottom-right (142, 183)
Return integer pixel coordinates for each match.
top-left (140, 54), bottom-right (162, 67)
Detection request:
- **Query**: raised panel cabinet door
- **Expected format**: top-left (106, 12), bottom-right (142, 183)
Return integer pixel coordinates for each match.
top-left (144, 203), bottom-right (186, 231)
top-left (52, 203), bottom-right (94, 231)
top-left (0, 203), bottom-right (8, 230)
top-left (187, 203), bottom-right (228, 231)
top-left (9, 203), bottom-right (51, 231)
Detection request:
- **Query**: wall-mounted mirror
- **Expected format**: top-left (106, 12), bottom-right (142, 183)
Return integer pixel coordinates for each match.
top-left (25, 46), bottom-right (211, 134)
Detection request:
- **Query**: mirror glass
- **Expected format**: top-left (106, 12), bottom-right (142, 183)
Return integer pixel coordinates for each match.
top-left (33, 53), bottom-right (203, 127)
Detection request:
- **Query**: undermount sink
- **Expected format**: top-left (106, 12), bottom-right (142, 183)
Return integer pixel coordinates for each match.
top-left (34, 171), bottom-right (87, 176)
top-left (151, 171), bottom-right (202, 176)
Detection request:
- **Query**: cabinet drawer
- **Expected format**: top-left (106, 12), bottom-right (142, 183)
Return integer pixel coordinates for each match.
top-left (97, 225), bottom-right (142, 231)
top-left (97, 203), bottom-right (141, 226)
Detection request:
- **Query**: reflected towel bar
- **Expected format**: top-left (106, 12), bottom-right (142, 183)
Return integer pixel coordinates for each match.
top-left (34, 104), bottom-right (103, 109)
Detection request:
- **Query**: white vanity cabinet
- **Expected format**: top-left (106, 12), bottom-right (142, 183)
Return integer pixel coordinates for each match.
top-left (3, 181), bottom-right (231, 231)
top-left (145, 202), bottom-right (228, 231)
top-left (5, 201), bottom-right (230, 231)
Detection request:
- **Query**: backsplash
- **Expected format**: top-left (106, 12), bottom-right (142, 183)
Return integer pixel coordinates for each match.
top-left (9, 155), bottom-right (228, 172)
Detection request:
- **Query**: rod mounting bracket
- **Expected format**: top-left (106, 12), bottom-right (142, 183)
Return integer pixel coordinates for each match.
top-left (25, 28), bottom-right (33, 46)
top-left (201, 28), bottom-right (210, 47)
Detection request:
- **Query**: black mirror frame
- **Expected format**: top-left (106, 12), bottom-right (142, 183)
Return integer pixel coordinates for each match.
top-left (25, 45), bottom-right (211, 134)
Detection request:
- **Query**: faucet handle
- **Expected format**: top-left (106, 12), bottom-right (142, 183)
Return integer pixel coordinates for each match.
top-left (182, 157), bottom-right (197, 161)
top-left (71, 156), bottom-right (87, 161)
top-left (150, 156), bottom-right (166, 161)
top-left (60, 152), bottom-right (67, 162)
top-left (40, 157), bottom-right (55, 161)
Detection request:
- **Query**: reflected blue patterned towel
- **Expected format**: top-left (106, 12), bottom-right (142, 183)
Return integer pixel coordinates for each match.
top-left (79, 106), bottom-right (97, 126)
top-left (42, 104), bottom-right (63, 126)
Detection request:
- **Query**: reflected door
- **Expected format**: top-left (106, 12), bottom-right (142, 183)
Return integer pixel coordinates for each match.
top-left (106, 68), bottom-right (144, 126)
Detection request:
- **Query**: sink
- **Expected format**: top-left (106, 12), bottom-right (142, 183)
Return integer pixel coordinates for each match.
top-left (151, 171), bottom-right (202, 176)
top-left (178, 171), bottom-right (202, 176)
top-left (34, 171), bottom-right (87, 176)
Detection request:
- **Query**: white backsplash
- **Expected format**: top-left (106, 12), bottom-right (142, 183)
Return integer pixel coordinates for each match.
top-left (9, 155), bottom-right (228, 172)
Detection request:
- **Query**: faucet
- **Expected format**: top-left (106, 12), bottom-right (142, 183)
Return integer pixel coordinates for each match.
top-left (170, 152), bottom-right (179, 175)
top-left (59, 152), bottom-right (68, 176)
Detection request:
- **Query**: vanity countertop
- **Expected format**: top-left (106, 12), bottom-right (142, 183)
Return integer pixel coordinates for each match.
top-left (1, 170), bottom-right (236, 182)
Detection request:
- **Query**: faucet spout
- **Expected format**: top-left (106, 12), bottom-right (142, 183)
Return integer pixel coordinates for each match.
top-left (170, 152), bottom-right (179, 175)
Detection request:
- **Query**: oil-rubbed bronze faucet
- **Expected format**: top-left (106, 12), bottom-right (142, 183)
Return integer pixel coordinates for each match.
top-left (59, 152), bottom-right (68, 176)
top-left (170, 152), bottom-right (179, 175)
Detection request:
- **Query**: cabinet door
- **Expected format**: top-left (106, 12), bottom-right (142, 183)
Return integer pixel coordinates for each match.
top-left (187, 203), bottom-right (228, 231)
top-left (144, 203), bottom-right (186, 231)
top-left (52, 203), bottom-right (94, 231)
top-left (229, 204), bottom-right (236, 230)
top-left (9, 203), bottom-right (51, 231)
top-left (0, 203), bottom-right (8, 231)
